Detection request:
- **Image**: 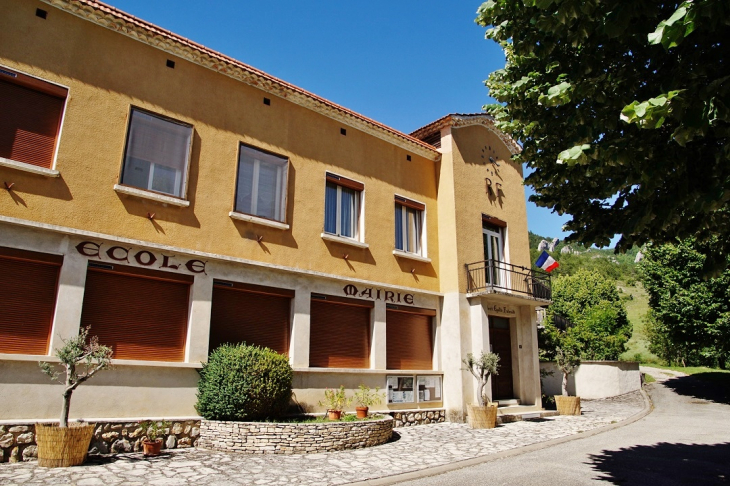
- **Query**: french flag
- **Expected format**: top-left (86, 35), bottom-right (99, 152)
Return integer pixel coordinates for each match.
top-left (535, 251), bottom-right (559, 272)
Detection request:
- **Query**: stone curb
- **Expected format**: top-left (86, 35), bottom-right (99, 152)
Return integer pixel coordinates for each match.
top-left (346, 387), bottom-right (655, 486)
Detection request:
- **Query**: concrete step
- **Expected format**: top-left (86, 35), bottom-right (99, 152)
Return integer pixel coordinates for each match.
top-left (496, 398), bottom-right (521, 407)
top-left (497, 407), bottom-right (558, 424)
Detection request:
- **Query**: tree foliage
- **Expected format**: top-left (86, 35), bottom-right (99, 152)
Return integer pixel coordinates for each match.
top-left (39, 326), bottom-right (113, 427)
top-left (540, 270), bottom-right (632, 361)
top-left (641, 238), bottom-right (730, 368)
top-left (476, 1), bottom-right (730, 259)
top-left (196, 343), bottom-right (293, 421)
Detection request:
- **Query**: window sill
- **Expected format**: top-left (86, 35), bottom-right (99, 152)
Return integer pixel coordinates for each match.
top-left (0, 157), bottom-right (59, 177)
top-left (393, 249), bottom-right (431, 263)
top-left (229, 211), bottom-right (289, 230)
top-left (113, 184), bottom-right (190, 207)
top-left (321, 233), bottom-right (369, 249)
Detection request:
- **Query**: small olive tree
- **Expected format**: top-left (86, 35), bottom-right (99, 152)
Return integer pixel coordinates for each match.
top-left (462, 351), bottom-right (500, 406)
top-left (39, 327), bottom-right (113, 427)
top-left (555, 344), bottom-right (581, 396)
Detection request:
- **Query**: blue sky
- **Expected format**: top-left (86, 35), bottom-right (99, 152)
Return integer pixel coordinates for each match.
top-left (106, 0), bottom-right (574, 243)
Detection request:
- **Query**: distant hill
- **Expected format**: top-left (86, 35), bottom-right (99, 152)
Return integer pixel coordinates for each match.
top-left (528, 231), bottom-right (640, 281)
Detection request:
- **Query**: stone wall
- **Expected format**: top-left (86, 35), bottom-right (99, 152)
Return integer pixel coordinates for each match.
top-left (388, 409), bottom-right (446, 427)
top-left (0, 420), bottom-right (201, 463)
top-left (198, 416), bottom-right (393, 454)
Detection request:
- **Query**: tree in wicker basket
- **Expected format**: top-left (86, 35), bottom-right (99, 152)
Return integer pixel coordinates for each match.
top-left (462, 351), bottom-right (500, 429)
top-left (554, 343), bottom-right (582, 416)
top-left (37, 326), bottom-right (113, 467)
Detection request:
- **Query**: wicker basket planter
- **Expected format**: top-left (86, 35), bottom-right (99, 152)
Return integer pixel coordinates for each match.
top-left (467, 403), bottom-right (498, 429)
top-left (555, 395), bottom-right (581, 416)
top-left (36, 423), bottom-right (95, 467)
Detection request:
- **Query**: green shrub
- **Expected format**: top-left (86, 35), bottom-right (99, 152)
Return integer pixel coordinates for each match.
top-left (196, 343), bottom-right (293, 421)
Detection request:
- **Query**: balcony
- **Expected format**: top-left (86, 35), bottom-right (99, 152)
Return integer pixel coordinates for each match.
top-left (465, 260), bottom-right (552, 302)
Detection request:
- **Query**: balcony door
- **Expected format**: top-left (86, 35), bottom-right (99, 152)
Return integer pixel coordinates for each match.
top-left (483, 224), bottom-right (504, 287)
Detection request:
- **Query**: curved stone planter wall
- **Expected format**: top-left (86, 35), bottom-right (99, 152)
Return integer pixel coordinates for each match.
top-left (198, 416), bottom-right (393, 454)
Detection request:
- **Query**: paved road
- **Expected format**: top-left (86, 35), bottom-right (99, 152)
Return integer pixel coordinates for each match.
top-left (396, 367), bottom-right (730, 485)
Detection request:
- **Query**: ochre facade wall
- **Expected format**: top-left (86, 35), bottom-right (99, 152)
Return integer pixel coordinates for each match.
top-left (0, 0), bottom-right (439, 291)
top-left (450, 124), bottom-right (530, 292)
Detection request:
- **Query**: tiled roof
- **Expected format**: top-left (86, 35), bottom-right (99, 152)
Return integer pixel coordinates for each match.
top-left (43, 0), bottom-right (441, 160)
top-left (410, 113), bottom-right (522, 154)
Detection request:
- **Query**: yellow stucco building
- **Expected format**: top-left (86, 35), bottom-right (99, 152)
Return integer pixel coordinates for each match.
top-left (0, 0), bottom-right (551, 423)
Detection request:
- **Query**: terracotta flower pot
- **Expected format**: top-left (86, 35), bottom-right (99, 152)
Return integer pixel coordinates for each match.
top-left (36, 422), bottom-right (95, 468)
top-left (355, 406), bottom-right (369, 419)
top-left (555, 395), bottom-right (581, 415)
top-left (467, 403), bottom-right (498, 429)
top-left (327, 410), bottom-right (342, 420)
top-left (142, 438), bottom-right (163, 457)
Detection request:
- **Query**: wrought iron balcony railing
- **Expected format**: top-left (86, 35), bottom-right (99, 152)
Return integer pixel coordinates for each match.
top-left (465, 259), bottom-right (552, 301)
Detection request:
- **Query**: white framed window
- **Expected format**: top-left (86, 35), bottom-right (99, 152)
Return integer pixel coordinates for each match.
top-left (235, 144), bottom-right (289, 222)
top-left (324, 172), bottom-right (363, 240)
top-left (395, 196), bottom-right (425, 255)
top-left (120, 108), bottom-right (193, 199)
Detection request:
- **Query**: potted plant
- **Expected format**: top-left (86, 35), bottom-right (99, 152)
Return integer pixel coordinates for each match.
top-left (37, 326), bottom-right (113, 467)
top-left (554, 344), bottom-right (582, 415)
top-left (139, 420), bottom-right (171, 457)
top-left (353, 385), bottom-right (384, 418)
top-left (462, 351), bottom-right (500, 429)
top-left (319, 385), bottom-right (352, 420)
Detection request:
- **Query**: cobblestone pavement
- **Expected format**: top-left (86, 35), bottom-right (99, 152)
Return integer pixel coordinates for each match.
top-left (0, 391), bottom-right (646, 486)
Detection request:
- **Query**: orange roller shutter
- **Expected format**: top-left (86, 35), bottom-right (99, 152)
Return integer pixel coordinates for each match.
top-left (0, 251), bottom-right (62, 355)
top-left (386, 310), bottom-right (433, 370)
top-left (0, 78), bottom-right (66, 169)
top-left (209, 285), bottom-right (291, 355)
top-left (79, 266), bottom-right (190, 362)
top-left (309, 299), bottom-right (370, 368)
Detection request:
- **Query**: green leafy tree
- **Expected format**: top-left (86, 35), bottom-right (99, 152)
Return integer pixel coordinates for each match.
top-left (476, 1), bottom-right (730, 259)
top-left (39, 326), bottom-right (113, 428)
top-left (540, 270), bottom-right (631, 360)
top-left (641, 238), bottom-right (730, 368)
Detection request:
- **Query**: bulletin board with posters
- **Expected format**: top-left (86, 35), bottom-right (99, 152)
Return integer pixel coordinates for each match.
top-left (417, 375), bottom-right (442, 403)
top-left (386, 376), bottom-right (414, 404)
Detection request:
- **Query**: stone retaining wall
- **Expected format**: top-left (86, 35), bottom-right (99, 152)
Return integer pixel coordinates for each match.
top-left (198, 416), bottom-right (393, 454)
top-left (388, 409), bottom-right (446, 427)
top-left (0, 420), bottom-right (201, 463)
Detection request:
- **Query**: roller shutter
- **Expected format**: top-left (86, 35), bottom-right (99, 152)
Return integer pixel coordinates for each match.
top-left (0, 247), bottom-right (62, 355)
top-left (309, 297), bottom-right (371, 368)
top-left (79, 264), bottom-right (191, 362)
top-left (386, 308), bottom-right (434, 370)
top-left (0, 75), bottom-right (67, 169)
top-left (209, 282), bottom-right (292, 355)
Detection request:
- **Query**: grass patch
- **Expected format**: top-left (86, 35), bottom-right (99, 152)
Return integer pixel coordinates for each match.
top-left (644, 364), bottom-right (730, 375)
top-left (617, 281), bottom-right (660, 363)
top-left (643, 373), bottom-right (656, 383)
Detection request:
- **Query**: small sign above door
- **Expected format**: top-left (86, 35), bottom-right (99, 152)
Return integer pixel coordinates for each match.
top-left (486, 303), bottom-right (516, 317)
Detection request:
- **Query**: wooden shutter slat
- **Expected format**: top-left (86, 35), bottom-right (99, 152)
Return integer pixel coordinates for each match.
top-left (209, 287), bottom-right (291, 355)
top-left (0, 256), bottom-right (60, 355)
top-left (386, 311), bottom-right (433, 370)
top-left (0, 79), bottom-right (65, 168)
top-left (310, 300), bottom-right (370, 368)
top-left (80, 267), bottom-right (190, 362)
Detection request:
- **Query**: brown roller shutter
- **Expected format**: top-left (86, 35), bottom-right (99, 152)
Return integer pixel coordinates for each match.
top-left (386, 310), bottom-right (433, 370)
top-left (310, 298), bottom-right (370, 368)
top-left (209, 284), bottom-right (291, 355)
top-left (0, 248), bottom-right (62, 355)
top-left (80, 264), bottom-right (191, 362)
top-left (0, 77), bottom-right (66, 169)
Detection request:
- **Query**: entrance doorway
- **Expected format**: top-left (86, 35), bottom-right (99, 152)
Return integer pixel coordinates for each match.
top-left (489, 316), bottom-right (514, 400)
